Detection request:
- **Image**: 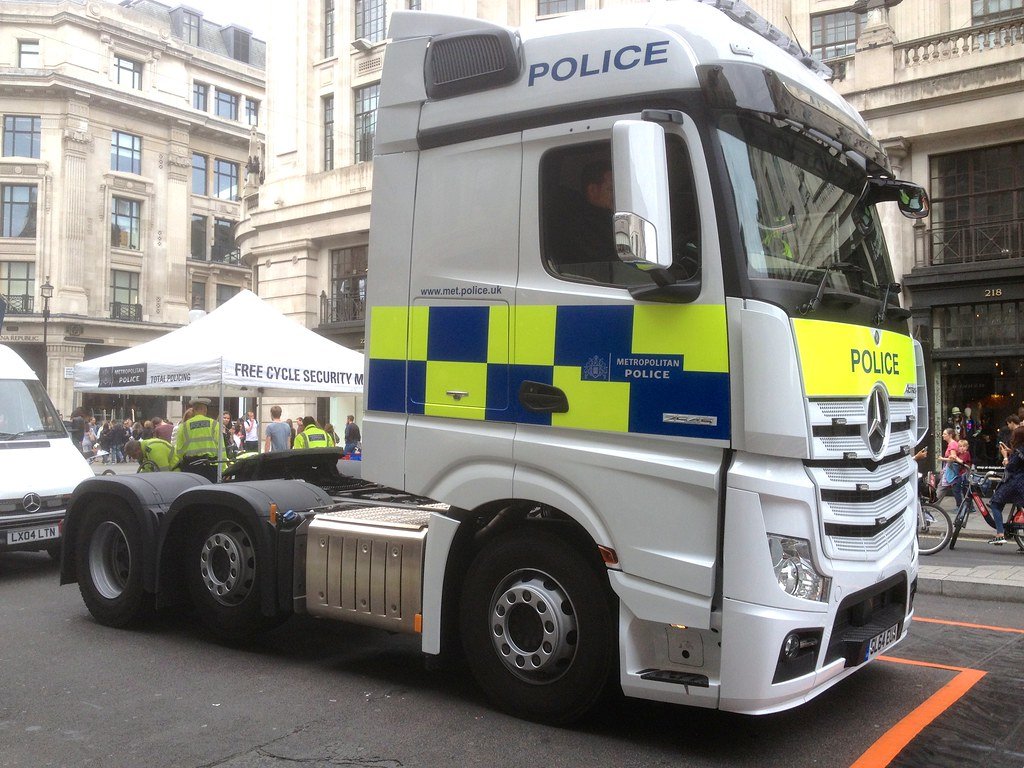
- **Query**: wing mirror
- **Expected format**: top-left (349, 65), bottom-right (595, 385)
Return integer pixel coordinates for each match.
top-left (611, 120), bottom-right (673, 269)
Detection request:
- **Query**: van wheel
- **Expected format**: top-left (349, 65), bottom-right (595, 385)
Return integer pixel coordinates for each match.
top-left (76, 501), bottom-right (152, 627)
top-left (459, 529), bottom-right (617, 725)
top-left (186, 510), bottom-right (283, 641)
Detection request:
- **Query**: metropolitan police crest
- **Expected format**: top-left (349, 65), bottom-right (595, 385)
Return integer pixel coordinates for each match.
top-left (582, 355), bottom-right (609, 381)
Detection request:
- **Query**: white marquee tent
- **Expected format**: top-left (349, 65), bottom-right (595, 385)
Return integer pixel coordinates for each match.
top-left (74, 290), bottom-right (364, 397)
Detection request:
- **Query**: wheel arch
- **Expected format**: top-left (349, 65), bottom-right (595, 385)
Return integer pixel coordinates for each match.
top-left (437, 497), bottom-right (614, 660)
top-left (156, 480), bottom-right (334, 614)
top-left (60, 473), bottom-right (211, 590)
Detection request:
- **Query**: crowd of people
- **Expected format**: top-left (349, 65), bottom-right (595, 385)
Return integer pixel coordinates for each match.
top-left (68, 401), bottom-right (362, 472)
top-left (923, 402), bottom-right (1024, 546)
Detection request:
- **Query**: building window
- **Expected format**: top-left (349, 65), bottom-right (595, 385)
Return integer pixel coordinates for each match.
top-left (18, 40), bottom-right (40, 68)
top-left (111, 130), bottom-right (142, 174)
top-left (355, 0), bottom-right (387, 43)
top-left (408, 0), bottom-right (421, 9)
top-left (354, 84), bottom-right (379, 163)
top-left (1, 185), bottom-right (37, 239)
top-left (324, 0), bottom-right (336, 57)
top-left (972, 0), bottom-right (1023, 23)
top-left (0, 261), bottom-right (35, 313)
top-left (928, 141), bottom-right (1024, 265)
top-left (537, 0), bottom-right (584, 14)
top-left (215, 89), bottom-right (239, 121)
top-left (183, 11), bottom-right (201, 45)
top-left (213, 159), bottom-right (239, 200)
top-left (114, 56), bottom-right (143, 89)
top-left (193, 81), bottom-right (208, 111)
top-left (216, 283), bottom-right (240, 307)
top-left (191, 214), bottom-right (208, 260)
top-left (111, 197), bottom-right (141, 250)
top-left (232, 29), bottom-right (251, 63)
top-left (323, 95), bottom-right (335, 171)
top-left (192, 153), bottom-right (208, 195)
top-left (2, 116), bottom-right (41, 159)
top-left (810, 11), bottom-right (865, 61)
top-left (110, 270), bottom-right (140, 320)
top-left (245, 98), bottom-right (260, 127)
top-left (932, 302), bottom-right (1024, 350)
top-left (191, 279), bottom-right (206, 311)
top-left (325, 247), bottom-right (367, 323)
top-left (212, 219), bottom-right (239, 263)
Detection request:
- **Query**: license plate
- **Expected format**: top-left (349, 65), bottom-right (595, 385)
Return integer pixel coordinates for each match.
top-left (5, 525), bottom-right (60, 545)
top-left (865, 622), bottom-right (900, 662)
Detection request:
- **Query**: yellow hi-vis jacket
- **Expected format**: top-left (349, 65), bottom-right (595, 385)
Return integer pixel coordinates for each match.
top-left (139, 437), bottom-right (174, 471)
top-left (174, 414), bottom-right (220, 462)
top-left (293, 426), bottom-right (334, 450)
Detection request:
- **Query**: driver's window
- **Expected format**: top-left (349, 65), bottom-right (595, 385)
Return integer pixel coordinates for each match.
top-left (539, 136), bottom-right (700, 287)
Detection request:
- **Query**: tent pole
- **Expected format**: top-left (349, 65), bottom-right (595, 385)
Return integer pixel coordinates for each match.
top-left (217, 378), bottom-right (224, 482)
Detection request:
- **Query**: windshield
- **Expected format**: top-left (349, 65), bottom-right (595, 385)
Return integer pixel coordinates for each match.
top-left (718, 112), bottom-right (893, 300)
top-left (0, 378), bottom-right (67, 440)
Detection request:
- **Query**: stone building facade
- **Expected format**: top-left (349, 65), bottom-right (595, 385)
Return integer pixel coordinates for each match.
top-left (0, 0), bottom-right (265, 418)
top-left (240, 0), bottom-right (1023, 443)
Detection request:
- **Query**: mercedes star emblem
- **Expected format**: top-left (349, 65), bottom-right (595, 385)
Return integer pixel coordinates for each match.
top-left (866, 385), bottom-right (890, 458)
top-left (22, 493), bottom-right (42, 514)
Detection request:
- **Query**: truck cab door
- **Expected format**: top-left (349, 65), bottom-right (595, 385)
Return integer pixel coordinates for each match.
top-left (513, 114), bottom-right (729, 629)
top-left (400, 134), bottom-right (520, 507)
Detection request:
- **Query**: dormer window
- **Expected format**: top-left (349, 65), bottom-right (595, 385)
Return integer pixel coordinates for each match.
top-left (183, 11), bottom-right (201, 45)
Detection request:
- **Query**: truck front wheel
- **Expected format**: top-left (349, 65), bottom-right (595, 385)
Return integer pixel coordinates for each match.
top-left (186, 510), bottom-right (283, 640)
top-left (76, 501), bottom-right (152, 627)
top-left (459, 529), bottom-right (617, 724)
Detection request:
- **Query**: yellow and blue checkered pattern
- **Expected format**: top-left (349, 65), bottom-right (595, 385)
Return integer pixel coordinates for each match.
top-left (368, 303), bottom-right (730, 440)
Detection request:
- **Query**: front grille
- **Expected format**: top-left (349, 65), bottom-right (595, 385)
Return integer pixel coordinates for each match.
top-left (0, 493), bottom-right (71, 517)
top-left (806, 396), bottom-right (917, 561)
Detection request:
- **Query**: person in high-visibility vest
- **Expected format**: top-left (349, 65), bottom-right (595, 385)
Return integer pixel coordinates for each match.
top-left (174, 397), bottom-right (221, 470)
top-left (293, 415), bottom-right (335, 450)
top-left (139, 437), bottom-right (175, 471)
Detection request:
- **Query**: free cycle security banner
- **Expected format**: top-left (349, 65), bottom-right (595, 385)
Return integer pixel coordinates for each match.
top-left (74, 290), bottom-right (363, 396)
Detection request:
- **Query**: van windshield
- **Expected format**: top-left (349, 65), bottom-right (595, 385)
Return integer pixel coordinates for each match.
top-left (717, 112), bottom-right (894, 301)
top-left (0, 379), bottom-right (67, 440)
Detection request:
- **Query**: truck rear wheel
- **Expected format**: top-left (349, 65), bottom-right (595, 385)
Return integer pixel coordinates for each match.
top-left (186, 510), bottom-right (283, 641)
top-left (76, 501), bottom-right (152, 627)
top-left (459, 529), bottom-right (616, 725)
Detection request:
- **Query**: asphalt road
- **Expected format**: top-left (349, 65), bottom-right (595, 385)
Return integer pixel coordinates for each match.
top-left (1, 551), bottom-right (1020, 768)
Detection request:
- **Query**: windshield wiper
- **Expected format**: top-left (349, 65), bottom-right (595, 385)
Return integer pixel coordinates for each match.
top-left (798, 261), bottom-right (863, 315)
top-left (7, 428), bottom-right (56, 439)
top-left (874, 281), bottom-right (911, 326)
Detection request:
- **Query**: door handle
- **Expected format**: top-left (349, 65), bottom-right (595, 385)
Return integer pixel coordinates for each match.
top-left (446, 390), bottom-right (470, 401)
top-left (518, 381), bottom-right (568, 414)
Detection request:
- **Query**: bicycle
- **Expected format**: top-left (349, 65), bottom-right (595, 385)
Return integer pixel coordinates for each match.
top-left (948, 470), bottom-right (1024, 552)
top-left (917, 499), bottom-right (953, 556)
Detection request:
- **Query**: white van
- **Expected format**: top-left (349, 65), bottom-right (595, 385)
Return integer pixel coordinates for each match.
top-left (0, 344), bottom-right (92, 557)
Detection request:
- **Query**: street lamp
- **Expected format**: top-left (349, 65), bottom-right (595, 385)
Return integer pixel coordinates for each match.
top-left (40, 276), bottom-right (53, 391)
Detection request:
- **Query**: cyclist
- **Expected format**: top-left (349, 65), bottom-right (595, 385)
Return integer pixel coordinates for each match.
top-left (139, 436), bottom-right (174, 472)
top-left (990, 425), bottom-right (1024, 546)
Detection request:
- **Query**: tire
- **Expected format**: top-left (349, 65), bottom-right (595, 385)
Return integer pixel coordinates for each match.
top-left (917, 504), bottom-right (952, 556)
top-left (76, 501), bottom-right (153, 627)
top-left (949, 507), bottom-right (967, 551)
top-left (186, 510), bottom-right (283, 641)
top-left (459, 529), bottom-right (617, 725)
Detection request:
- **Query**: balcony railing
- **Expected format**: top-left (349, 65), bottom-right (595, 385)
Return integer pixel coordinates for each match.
top-left (211, 250), bottom-right (243, 265)
top-left (899, 17), bottom-right (1024, 69)
top-left (110, 301), bottom-right (142, 321)
top-left (914, 218), bottom-right (1024, 268)
top-left (320, 292), bottom-right (365, 325)
top-left (1, 294), bottom-right (34, 314)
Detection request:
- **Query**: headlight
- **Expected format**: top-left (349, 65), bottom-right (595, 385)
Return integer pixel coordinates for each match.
top-left (767, 534), bottom-right (830, 602)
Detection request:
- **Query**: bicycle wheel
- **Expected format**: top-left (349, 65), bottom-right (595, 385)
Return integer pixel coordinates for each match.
top-left (917, 504), bottom-right (952, 556)
top-left (949, 504), bottom-right (969, 550)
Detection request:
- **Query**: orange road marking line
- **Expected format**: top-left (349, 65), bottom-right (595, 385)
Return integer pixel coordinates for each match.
top-left (915, 615), bottom-right (1024, 635)
top-left (849, 659), bottom-right (986, 768)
